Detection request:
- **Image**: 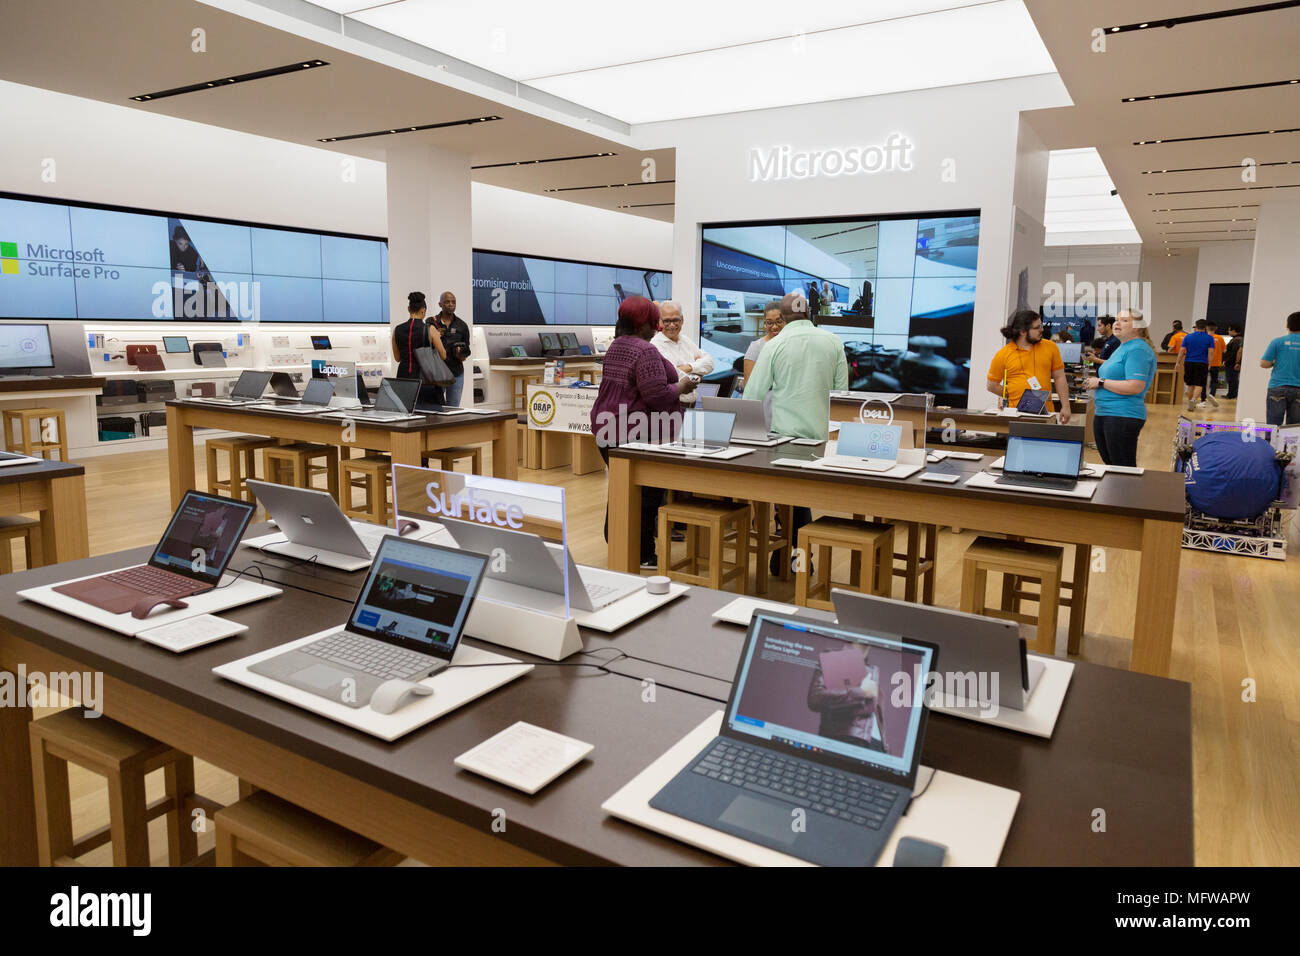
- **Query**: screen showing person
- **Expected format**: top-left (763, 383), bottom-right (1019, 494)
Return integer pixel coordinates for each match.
top-left (837, 422), bottom-right (902, 460)
top-left (1004, 436), bottom-right (1081, 477)
top-left (349, 541), bottom-right (484, 648)
top-left (0, 323), bottom-right (54, 369)
top-left (727, 616), bottom-right (933, 777)
top-left (152, 493), bottom-right (253, 579)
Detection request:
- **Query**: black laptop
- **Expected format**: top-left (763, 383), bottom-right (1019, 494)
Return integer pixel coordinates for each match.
top-left (996, 422), bottom-right (1085, 490)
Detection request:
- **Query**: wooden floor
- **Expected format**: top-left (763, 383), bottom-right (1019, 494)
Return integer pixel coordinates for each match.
top-left (12, 397), bottom-right (1299, 866)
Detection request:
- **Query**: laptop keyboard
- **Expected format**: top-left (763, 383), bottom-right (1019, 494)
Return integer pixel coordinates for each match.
top-left (690, 739), bottom-right (898, 828)
top-left (103, 565), bottom-right (202, 594)
top-left (995, 473), bottom-right (1075, 488)
top-left (300, 630), bottom-right (438, 680)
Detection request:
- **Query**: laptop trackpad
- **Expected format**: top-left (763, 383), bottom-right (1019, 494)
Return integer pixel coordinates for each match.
top-left (719, 795), bottom-right (799, 846)
top-left (292, 663), bottom-right (354, 690)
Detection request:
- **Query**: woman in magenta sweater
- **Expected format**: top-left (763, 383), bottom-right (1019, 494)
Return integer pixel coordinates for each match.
top-left (591, 296), bottom-right (696, 568)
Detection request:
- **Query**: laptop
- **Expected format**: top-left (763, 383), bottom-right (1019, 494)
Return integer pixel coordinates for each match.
top-left (246, 480), bottom-right (399, 562)
top-left (196, 349), bottom-right (227, 368)
top-left (823, 422), bottom-right (904, 472)
top-left (53, 491), bottom-right (255, 615)
top-left (415, 384), bottom-right (459, 413)
top-left (262, 377), bottom-right (335, 414)
top-left (996, 422), bottom-right (1084, 490)
top-left (831, 589), bottom-right (1044, 711)
top-left (268, 372), bottom-right (299, 398)
top-left (439, 517), bottom-right (643, 612)
top-left (193, 370), bottom-right (273, 405)
top-left (650, 611), bottom-right (938, 867)
top-left (702, 396), bottom-right (781, 442)
top-left (662, 409), bottom-right (736, 454)
top-left (0, 451), bottom-right (42, 468)
top-left (692, 382), bottom-right (721, 410)
top-left (248, 537), bottom-right (487, 709)
top-left (1016, 389), bottom-right (1049, 414)
top-left (328, 378), bottom-right (421, 422)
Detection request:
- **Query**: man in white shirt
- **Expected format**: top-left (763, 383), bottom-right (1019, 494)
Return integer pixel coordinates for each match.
top-left (652, 300), bottom-right (714, 405)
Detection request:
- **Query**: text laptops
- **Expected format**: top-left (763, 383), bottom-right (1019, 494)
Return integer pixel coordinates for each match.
top-left (53, 491), bottom-right (255, 615)
top-left (246, 480), bottom-right (394, 562)
top-left (330, 378), bottom-right (421, 422)
top-left (823, 421), bottom-right (904, 472)
top-left (663, 409), bottom-right (735, 453)
top-left (702, 396), bottom-right (780, 442)
top-left (650, 611), bottom-right (938, 867)
top-left (249, 537), bottom-right (487, 709)
top-left (997, 422), bottom-right (1085, 490)
top-left (831, 589), bottom-right (1044, 710)
top-left (265, 377), bottom-right (334, 413)
top-left (194, 370), bottom-right (273, 405)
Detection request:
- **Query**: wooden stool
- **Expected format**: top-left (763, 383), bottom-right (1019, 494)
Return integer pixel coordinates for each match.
top-left (3, 407), bottom-right (69, 461)
top-left (795, 517), bottom-right (894, 612)
top-left (0, 514), bottom-right (43, 572)
top-left (214, 790), bottom-right (402, 867)
top-left (340, 455), bottom-right (392, 525)
top-left (422, 445), bottom-right (483, 474)
top-left (961, 536), bottom-right (1064, 655)
top-left (657, 499), bottom-right (751, 593)
top-left (997, 538), bottom-right (1092, 655)
top-left (263, 443), bottom-right (340, 501)
top-left (891, 521), bottom-right (938, 604)
top-left (749, 502), bottom-right (793, 593)
top-left (205, 435), bottom-right (278, 502)
top-left (29, 710), bottom-right (198, 867)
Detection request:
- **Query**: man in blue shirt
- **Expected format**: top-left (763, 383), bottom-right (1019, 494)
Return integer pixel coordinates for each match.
top-left (1177, 319), bottom-right (1217, 411)
top-left (1261, 311), bottom-right (1300, 426)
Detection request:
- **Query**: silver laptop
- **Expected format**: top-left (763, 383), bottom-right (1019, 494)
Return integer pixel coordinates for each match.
top-left (246, 480), bottom-right (395, 561)
top-left (662, 409), bottom-right (736, 454)
top-left (248, 537), bottom-right (487, 708)
top-left (193, 370), bottom-right (273, 405)
top-left (831, 589), bottom-right (1044, 711)
top-left (327, 377), bottom-right (421, 422)
top-left (702, 396), bottom-right (781, 442)
top-left (262, 376), bottom-right (336, 414)
top-left (439, 517), bottom-right (643, 611)
top-left (822, 421), bottom-right (904, 472)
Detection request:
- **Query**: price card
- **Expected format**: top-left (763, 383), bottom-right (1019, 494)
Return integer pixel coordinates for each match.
top-left (454, 722), bottom-right (593, 794)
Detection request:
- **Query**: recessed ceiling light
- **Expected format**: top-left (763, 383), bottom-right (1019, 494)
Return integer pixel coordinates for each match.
top-left (316, 115), bottom-right (502, 143)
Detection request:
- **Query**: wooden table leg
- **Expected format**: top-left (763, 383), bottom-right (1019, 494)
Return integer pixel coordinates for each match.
top-left (1130, 520), bottom-right (1182, 676)
top-left (166, 405), bottom-right (196, 509)
top-left (0, 663), bottom-right (38, 865)
top-left (903, 520), bottom-right (920, 603)
top-left (493, 419), bottom-right (519, 480)
top-left (754, 503), bottom-right (770, 594)
top-left (38, 473), bottom-right (88, 565)
top-left (389, 429), bottom-right (424, 469)
top-left (1068, 543), bottom-right (1092, 655)
top-left (607, 455), bottom-right (638, 573)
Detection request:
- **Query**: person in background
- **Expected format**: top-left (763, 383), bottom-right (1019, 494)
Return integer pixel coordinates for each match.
top-left (1260, 311), bottom-right (1300, 426)
top-left (806, 281), bottom-right (822, 319)
top-left (1206, 321), bottom-right (1226, 398)
top-left (432, 291), bottom-right (472, 406)
top-left (986, 310), bottom-right (1072, 421)
top-left (1085, 309), bottom-right (1156, 467)
top-left (743, 301), bottom-right (785, 384)
top-left (820, 280), bottom-right (833, 316)
top-left (651, 300), bottom-right (714, 406)
top-left (392, 291), bottom-right (446, 402)
top-left (1224, 324), bottom-right (1244, 399)
top-left (745, 290), bottom-right (848, 573)
top-left (591, 297), bottom-right (695, 569)
top-left (1055, 329), bottom-right (1075, 343)
top-left (1166, 321), bottom-right (1187, 354)
top-left (1176, 319), bottom-right (1217, 410)
top-left (1161, 320), bottom-right (1184, 352)
top-left (1086, 315), bottom-right (1119, 366)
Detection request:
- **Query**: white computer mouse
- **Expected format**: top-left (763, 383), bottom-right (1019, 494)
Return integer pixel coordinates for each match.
top-left (369, 679), bottom-right (434, 715)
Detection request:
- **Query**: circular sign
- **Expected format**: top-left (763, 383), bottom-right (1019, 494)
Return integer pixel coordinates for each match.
top-left (858, 398), bottom-right (895, 426)
top-left (529, 390), bottom-right (556, 427)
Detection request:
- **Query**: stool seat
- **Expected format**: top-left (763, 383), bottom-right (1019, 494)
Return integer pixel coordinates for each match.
top-left (3, 407), bottom-right (69, 461)
top-left (214, 790), bottom-right (402, 867)
top-left (422, 445), bottom-right (483, 474)
top-left (263, 442), bottom-right (340, 502)
top-left (206, 435), bottom-right (278, 503)
top-left (340, 455), bottom-right (392, 525)
top-left (961, 535), bottom-right (1064, 655)
top-left (0, 513), bottom-right (43, 573)
top-left (658, 498), bottom-right (751, 593)
top-left (29, 710), bottom-right (198, 867)
top-left (795, 517), bottom-right (894, 611)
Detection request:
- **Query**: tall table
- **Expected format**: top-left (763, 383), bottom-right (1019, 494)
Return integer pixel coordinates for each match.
top-left (606, 444), bottom-right (1185, 676)
top-left (164, 400), bottom-right (518, 508)
top-left (0, 459), bottom-right (88, 566)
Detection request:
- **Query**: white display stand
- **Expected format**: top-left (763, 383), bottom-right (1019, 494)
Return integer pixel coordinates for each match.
top-left (930, 655), bottom-right (1074, 738)
top-left (602, 712), bottom-right (1020, 867)
top-left (711, 596), bottom-right (802, 626)
top-left (465, 597), bottom-right (584, 661)
top-left (963, 470), bottom-right (1099, 499)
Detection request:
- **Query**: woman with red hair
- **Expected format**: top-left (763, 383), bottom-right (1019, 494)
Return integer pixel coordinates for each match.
top-left (591, 296), bottom-right (696, 568)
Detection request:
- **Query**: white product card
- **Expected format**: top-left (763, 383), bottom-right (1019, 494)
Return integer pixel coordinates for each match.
top-left (454, 722), bottom-right (593, 794)
top-left (271, 335), bottom-right (290, 349)
top-left (790, 438), bottom-right (825, 446)
top-left (136, 614), bottom-right (247, 652)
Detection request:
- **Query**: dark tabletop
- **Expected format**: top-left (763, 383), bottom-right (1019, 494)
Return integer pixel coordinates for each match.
top-left (0, 458), bottom-right (85, 486)
top-left (165, 398), bottom-right (515, 432)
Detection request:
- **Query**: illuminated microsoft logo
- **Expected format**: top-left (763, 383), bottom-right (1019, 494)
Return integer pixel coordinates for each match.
top-left (1, 241), bottom-right (17, 275)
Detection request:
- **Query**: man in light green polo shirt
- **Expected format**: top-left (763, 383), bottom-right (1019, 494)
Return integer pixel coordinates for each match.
top-left (742, 289), bottom-right (847, 574)
top-left (743, 290), bottom-right (848, 440)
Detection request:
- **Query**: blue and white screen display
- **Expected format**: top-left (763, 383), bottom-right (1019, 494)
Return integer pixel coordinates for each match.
top-left (0, 193), bottom-right (388, 323)
top-left (836, 422), bottom-right (902, 461)
top-left (703, 213), bottom-right (979, 406)
top-left (472, 249), bottom-right (671, 325)
top-left (1004, 437), bottom-right (1081, 477)
top-left (349, 540), bottom-right (485, 651)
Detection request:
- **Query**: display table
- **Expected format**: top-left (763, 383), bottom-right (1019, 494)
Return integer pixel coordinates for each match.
top-left (0, 458), bottom-right (89, 567)
top-left (0, 376), bottom-right (106, 458)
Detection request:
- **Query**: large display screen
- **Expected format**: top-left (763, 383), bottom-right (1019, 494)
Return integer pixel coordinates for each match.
top-left (702, 212), bottom-right (980, 405)
top-left (0, 323), bottom-right (54, 369)
top-left (472, 249), bottom-right (670, 325)
top-left (0, 192), bottom-right (389, 323)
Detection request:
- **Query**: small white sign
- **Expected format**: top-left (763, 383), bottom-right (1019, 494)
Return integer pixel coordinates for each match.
top-left (455, 722), bottom-right (592, 794)
top-left (526, 384), bottom-right (597, 433)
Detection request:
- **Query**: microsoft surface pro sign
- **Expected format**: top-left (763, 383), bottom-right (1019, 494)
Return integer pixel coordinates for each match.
top-left (749, 134), bottom-right (914, 182)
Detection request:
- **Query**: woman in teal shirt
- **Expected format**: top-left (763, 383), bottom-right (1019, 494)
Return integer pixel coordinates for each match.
top-left (1085, 309), bottom-right (1156, 466)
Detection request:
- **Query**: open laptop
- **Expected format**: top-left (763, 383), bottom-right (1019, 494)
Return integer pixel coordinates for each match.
top-left (439, 517), bottom-right (643, 612)
top-left (261, 376), bottom-right (335, 414)
top-left (996, 422), bottom-right (1084, 490)
top-left (650, 611), bottom-right (938, 867)
top-left (822, 421), bottom-right (904, 472)
top-left (831, 589), bottom-right (1044, 711)
top-left (248, 537), bottom-right (487, 709)
top-left (53, 491), bottom-right (255, 616)
top-left (702, 396), bottom-right (782, 443)
top-left (192, 370), bottom-right (273, 406)
top-left (268, 372), bottom-right (299, 398)
top-left (661, 409), bottom-right (736, 454)
top-left (327, 377), bottom-right (421, 422)
top-left (246, 480), bottom-right (410, 568)
top-left (692, 382), bottom-right (721, 410)
top-left (0, 451), bottom-right (42, 468)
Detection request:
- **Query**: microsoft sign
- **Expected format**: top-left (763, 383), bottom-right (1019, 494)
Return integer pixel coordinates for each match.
top-left (748, 133), bottom-right (914, 182)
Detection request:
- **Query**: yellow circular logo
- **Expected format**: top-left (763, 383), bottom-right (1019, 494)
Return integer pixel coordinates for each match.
top-left (530, 390), bottom-right (556, 426)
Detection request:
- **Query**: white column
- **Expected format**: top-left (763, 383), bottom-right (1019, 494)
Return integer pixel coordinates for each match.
top-left (1238, 198), bottom-right (1300, 425)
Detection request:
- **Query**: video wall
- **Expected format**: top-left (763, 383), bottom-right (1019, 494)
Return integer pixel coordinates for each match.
top-left (473, 249), bottom-right (671, 326)
top-left (0, 192), bottom-right (389, 323)
top-left (701, 212), bottom-right (980, 405)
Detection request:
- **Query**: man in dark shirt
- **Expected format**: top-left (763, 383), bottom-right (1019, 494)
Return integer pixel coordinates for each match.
top-left (1224, 325), bottom-right (1244, 399)
top-left (1087, 316), bottom-right (1119, 365)
top-left (1177, 319), bottom-right (1218, 410)
top-left (1161, 320), bottom-right (1183, 352)
top-left (432, 291), bottom-right (472, 406)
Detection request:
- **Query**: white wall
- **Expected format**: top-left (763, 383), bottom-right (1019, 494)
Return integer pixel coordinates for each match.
top-left (1191, 240), bottom-right (1255, 325)
top-left (637, 73), bottom-right (1071, 402)
top-left (1138, 250), bottom-right (1200, 344)
top-left (1239, 199), bottom-right (1300, 424)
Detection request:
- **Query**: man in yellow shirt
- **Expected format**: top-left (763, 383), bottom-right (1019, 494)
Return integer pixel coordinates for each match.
top-left (986, 310), bottom-right (1072, 422)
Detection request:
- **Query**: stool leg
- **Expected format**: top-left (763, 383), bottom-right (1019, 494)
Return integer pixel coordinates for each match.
top-left (106, 769), bottom-right (150, 867)
top-left (215, 826), bottom-right (237, 867)
top-left (735, 513), bottom-right (749, 595)
top-left (206, 443), bottom-right (220, 495)
top-left (903, 522), bottom-right (920, 602)
top-left (0, 540), bottom-right (11, 575)
top-left (1068, 545), bottom-right (1091, 655)
top-left (708, 517), bottom-right (724, 591)
top-left (368, 474), bottom-right (384, 525)
top-left (794, 530), bottom-right (810, 606)
top-left (922, 525), bottom-right (937, 605)
top-left (1037, 566), bottom-right (1062, 656)
top-left (960, 561), bottom-right (980, 615)
top-left (874, 539), bottom-right (891, 596)
top-left (754, 503), bottom-right (770, 594)
top-left (28, 530), bottom-right (45, 570)
top-left (326, 449), bottom-right (340, 502)
top-left (164, 757), bottom-right (199, 865)
top-left (471, 449), bottom-right (482, 475)
top-left (657, 508), bottom-right (669, 576)
top-left (229, 449), bottom-right (245, 502)
top-left (30, 738), bottom-right (74, 866)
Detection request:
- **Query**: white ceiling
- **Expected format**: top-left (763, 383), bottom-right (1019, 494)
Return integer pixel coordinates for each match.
top-left (1044, 148), bottom-right (1140, 245)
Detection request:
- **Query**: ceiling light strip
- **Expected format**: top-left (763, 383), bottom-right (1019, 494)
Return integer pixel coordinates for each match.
top-left (319, 116), bottom-right (501, 142)
top-left (546, 180), bottom-right (676, 193)
top-left (1150, 184), bottom-right (1300, 195)
top-left (616, 202), bottom-right (676, 208)
top-left (131, 60), bottom-right (329, 101)
top-left (1104, 1), bottom-right (1300, 33)
top-left (1134, 127), bottom-right (1300, 145)
top-left (1122, 78), bottom-right (1299, 103)
top-left (1142, 160), bottom-right (1298, 174)
top-left (472, 152), bottom-right (617, 170)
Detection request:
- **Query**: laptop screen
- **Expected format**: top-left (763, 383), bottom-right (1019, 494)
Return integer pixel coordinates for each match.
top-left (1059, 342), bottom-right (1082, 364)
top-left (346, 538), bottom-right (487, 658)
top-left (232, 370), bottom-right (272, 398)
top-left (726, 614), bottom-right (935, 780)
top-left (1004, 435), bottom-right (1082, 477)
top-left (692, 382), bottom-right (721, 409)
top-left (680, 409), bottom-right (735, 445)
top-left (559, 332), bottom-right (580, 350)
top-left (149, 491), bottom-right (256, 584)
top-left (836, 422), bottom-right (902, 460)
top-left (300, 378), bottom-right (334, 406)
top-left (162, 335), bottom-right (190, 354)
top-left (375, 377), bottom-right (420, 412)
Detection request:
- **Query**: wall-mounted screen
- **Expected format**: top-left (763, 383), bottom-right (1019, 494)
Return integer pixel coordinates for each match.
top-left (472, 249), bottom-right (670, 326)
top-left (162, 335), bottom-right (190, 353)
top-left (702, 211), bottom-right (980, 406)
top-left (0, 323), bottom-right (54, 369)
top-left (0, 192), bottom-right (389, 323)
